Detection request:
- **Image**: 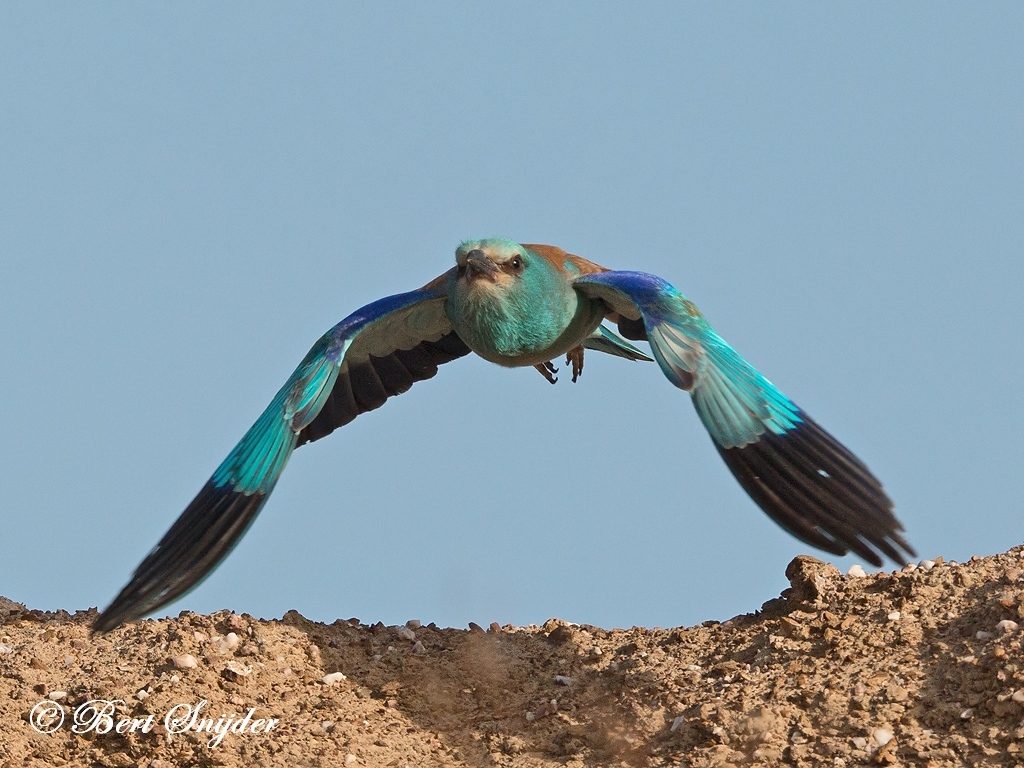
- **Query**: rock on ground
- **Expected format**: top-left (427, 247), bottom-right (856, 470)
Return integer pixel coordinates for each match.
top-left (2, 547), bottom-right (1024, 767)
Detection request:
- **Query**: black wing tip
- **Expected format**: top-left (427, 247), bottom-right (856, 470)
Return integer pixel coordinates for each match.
top-left (93, 582), bottom-right (155, 633)
top-left (719, 414), bottom-right (915, 568)
top-left (92, 605), bottom-right (132, 634)
top-left (92, 482), bottom-right (267, 634)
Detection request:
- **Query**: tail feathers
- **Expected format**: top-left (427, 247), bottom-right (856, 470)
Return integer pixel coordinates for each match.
top-left (583, 325), bottom-right (653, 362)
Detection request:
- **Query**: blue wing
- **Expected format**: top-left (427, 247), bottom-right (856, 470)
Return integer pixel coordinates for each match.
top-left (94, 284), bottom-right (469, 632)
top-left (574, 271), bottom-right (914, 567)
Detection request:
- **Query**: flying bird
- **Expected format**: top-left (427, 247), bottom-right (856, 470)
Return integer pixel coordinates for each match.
top-left (94, 238), bottom-right (914, 631)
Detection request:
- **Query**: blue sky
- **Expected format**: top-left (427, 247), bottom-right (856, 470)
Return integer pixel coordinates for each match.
top-left (2, 4), bottom-right (1021, 630)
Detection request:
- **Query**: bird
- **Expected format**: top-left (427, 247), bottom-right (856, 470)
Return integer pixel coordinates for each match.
top-left (93, 238), bottom-right (915, 632)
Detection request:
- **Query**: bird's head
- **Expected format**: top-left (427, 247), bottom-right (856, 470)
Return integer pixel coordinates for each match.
top-left (447, 238), bottom-right (580, 360)
top-left (454, 238), bottom-right (531, 293)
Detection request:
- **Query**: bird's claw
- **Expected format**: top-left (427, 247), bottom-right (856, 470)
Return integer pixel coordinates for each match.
top-left (566, 346), bottom-right (584, 383)
top-left (534, 361), bottom-right (558, 384)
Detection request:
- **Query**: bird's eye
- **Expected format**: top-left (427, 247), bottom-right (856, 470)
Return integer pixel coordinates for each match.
top-left (510, 256), bottom-right (523, 271)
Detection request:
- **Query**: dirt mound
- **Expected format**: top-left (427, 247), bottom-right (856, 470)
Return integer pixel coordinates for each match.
top-left (2, 547), bottom-right (1023, 767)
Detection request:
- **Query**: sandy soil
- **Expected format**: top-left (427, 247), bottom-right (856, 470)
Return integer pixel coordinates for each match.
top-left (2, 547), bottom-right (1024, 767)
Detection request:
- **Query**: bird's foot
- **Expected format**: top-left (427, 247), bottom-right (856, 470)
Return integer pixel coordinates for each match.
top-left (534, 361), bottom-right (558, 384)
top-left (566, 346), bottom-right (584, 383)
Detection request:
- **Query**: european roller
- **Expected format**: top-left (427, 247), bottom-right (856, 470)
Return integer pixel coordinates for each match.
top-left (94, 239), bottom-right (914, 631)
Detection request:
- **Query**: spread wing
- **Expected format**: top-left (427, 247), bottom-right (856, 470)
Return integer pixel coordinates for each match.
top-left (574, 270), bottom-right (914, 567)
top-left (94, 280), bottom-right (469, 632)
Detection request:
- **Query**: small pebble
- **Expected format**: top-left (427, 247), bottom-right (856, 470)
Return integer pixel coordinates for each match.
top-left (47, 691), bottom-right (67, 701)
top-left (847, 565), bottom-right (867, 578)
top-left (872, 728), bottom-right (894, 747)
top-left (229, 695), bottom-right (245, 706)
top-left (997, 620), bottom-right (1019, 634)
top-left (194, 631), bottom-right (208, 643)
top-left (136, 689), bottom-right (149, 700)
top-left (221, 661), bottom-right (250, 682)
top-left (1006, 568), bottom-right (1022, 582)
top-left (226, 613), bottom-right (246, 630)
top-left (320, 720), bottom-right (334, 731)
top-left (0, 643), bottom-right (12, 654)
top-left (851, 736), bottom-right (867, 750)
top-left (919, 560), bottom-right (935, 571)
top-left (172, 654), bottom-right (198, 670)
top-left (526, 699), bottom-right (558, 721)
top-left (489, 622), bottom-right (502, 632)
top-left (321, 671), bottom-right (347, 686)
top-left (397, 626), bottom-right (416, 642)
top-left (411, 641), bottom-right (425, 655)
top-left (670, 715), bottom-right (685, 732)
top-left (976, 631), bottom-right (994, 640)
top-left (170, 674), bottom-right (179, 683)
top-left (685, 664), bottom-right (701, 672)
top-left (960, 708), bottom-right (974, 719)
top-left (1012, 689), bottom-right (1024, 704)
top-left (887, 611), bottom-right (901, 621)
top-left (345, 755), bottom-right (357, 765)
top-left (212, 632), bottom-right (240, 652)
top-left (405, 619), bottom-right (421, 629)
top-left (554, 675), bottom-right (575, 686)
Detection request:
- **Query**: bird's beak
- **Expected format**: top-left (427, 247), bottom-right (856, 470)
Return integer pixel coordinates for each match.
top-left (463, 249), bottom-right (499, 281)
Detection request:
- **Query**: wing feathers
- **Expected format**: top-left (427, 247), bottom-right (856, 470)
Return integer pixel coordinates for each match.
top-left (93, 483), bottom-right (270, 633)
top-left (574, 269), bottom-right (915, 567)
top-left (308, 370), bottom-right (358, 439)
top-left (296, 331), bottom-right (470, 447)
top-left (96, 287), bottom-right (467, 632)
top-left (720, 446), bottom-right (848, 555)
top-left (372, 353), bottom-right (416, 394)
top-left (718, 416), bottom-right (912, 566)
top-left (349, 360), bottom-right (389, 411)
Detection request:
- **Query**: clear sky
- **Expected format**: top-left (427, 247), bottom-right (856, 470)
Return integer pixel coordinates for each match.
top-left (2, 4), bottom-right (1021, 631)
